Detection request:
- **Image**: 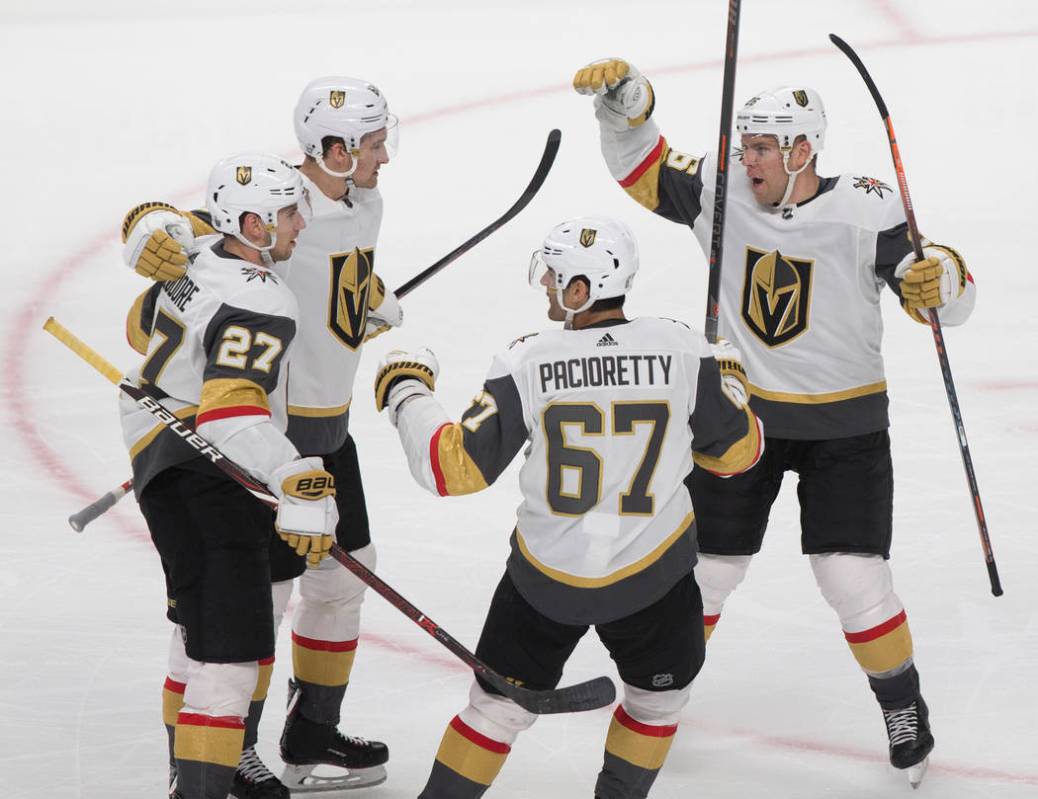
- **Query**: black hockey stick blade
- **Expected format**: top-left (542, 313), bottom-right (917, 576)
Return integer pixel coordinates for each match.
top-left (394, 128), bottom-right (561, 298)
top-left (481, 671), bottom-right (616, 715)
top-left (828, 35), bottom-right (889, 118)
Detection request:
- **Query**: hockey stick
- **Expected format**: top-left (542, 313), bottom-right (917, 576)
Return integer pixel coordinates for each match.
top-left (43, 317), bottom-right (617, 713)
top-left (829, 34), bottom-right (1003, 598)
top-left (393, 128), bottom-right (561, 298)
top-left (68, 479), bottom-right (133, 532)
top-left (703, 0), bottom-right (742, 343)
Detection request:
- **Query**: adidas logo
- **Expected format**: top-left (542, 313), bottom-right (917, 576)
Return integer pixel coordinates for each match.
top-left (596, 333), bottom-right (619, 347)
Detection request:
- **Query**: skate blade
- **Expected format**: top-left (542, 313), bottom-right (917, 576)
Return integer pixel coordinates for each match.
top-left (907, 757), bottom-right (929, 789)
top-left (281, 763), bottom-right (387, 793)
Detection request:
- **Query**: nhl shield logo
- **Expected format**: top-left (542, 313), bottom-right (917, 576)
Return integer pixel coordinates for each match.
top-left (579, 228), bottom-right (597, 248)
top-left (327, 247), bottom-right (374, 350)
top-left (329, 90), bottom-right (346, 109)
top-left (793, 90), bottom-right (809, 107)
top-left (741, 246), bottom-right (814, 347)
top-left (235, 166), bottom-right (252, 185)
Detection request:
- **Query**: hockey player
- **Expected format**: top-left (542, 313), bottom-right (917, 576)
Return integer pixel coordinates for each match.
top-left (121, 76), bottom-right (399, 796)
top-left (373, 218), bottom-right (763, 799)
top-left (573, 58), bottom-right (977, 784)
top-left (120, 153), bottom-right (339, 799)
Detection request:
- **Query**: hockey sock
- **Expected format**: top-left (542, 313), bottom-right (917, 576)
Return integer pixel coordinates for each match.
top-left (242, 656), bottom-right (275, 751)
top-left (162, 675), bottom-right (186, 779)
top-left (174, 711), bottom-right (245, 799)
top-left (844, 609), bottom-right (914, 675)
top-left (418, 715), bottom-right (511, 799)
top-left (289, 633), bottom-right (354, 725)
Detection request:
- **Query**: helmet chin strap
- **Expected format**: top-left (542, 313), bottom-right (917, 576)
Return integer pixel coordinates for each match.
top-left (777, 150), bottom-right (814, 209)
top-left (316, 146), bottom-right (360, 180)
top-left (232, 225), bottom-right (277, 266)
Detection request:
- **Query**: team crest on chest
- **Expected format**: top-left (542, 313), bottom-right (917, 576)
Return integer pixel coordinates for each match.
top-left (579, 228), bottom-right (597, 247)
top-left (741, 246), bottom-right (814, 347)
top-left (329, 90), bottom-right (346, 109)
top-left (852, 176), bottom-right (892, 198)
top-left (327, 247), bottom-right (374, 350)
top-left (236, 166), bottom-right (252, 185)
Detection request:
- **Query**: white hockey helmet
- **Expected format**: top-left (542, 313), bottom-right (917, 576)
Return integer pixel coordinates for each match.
top-left (206, 153), bottom-right (308, 255)
top-left (528, 217), bottom-right (639, 318)
top-left (294, 76), bottom-right (399, 178)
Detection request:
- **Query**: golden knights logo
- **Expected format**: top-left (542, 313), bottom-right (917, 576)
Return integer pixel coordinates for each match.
top-left (235, 166), bottom-right (252, 185)
top-left (579, 228), bottom-right (597, 247)
top-left (741, 246), bottom-right (814, 347)
top-left (329, 90), bottom-right (346, 109)
top-left (327, 247), bottom-right (374, 350)
top-left (793, 89), bottom-right (809, 107)
top-left (241, 266), bottom-right (277, 284)
top-left (852, 176), bottom-right (893, 198)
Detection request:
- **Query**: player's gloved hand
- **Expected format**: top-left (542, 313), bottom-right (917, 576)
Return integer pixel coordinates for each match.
top-left (374, 348), bottom-right (439, 426)
top-left (121, 203), bottom-right (194, 282)
top-left (270, 457), bottom-right (338, 567)
top-left (894, 245), bottom-right (969, 311)
top-left (364, 274), bottom-right (403, 342)
top-left (711, 338), bottom-right (750, 408)
top-left (573, 58), bottom-right (655, 131)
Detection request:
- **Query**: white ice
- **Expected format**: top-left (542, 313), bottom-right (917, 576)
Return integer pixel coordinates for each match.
top-left (1, 1), bottom-right (1036, 797)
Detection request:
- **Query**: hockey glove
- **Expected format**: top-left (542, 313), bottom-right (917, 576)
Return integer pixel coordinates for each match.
top-left (271, 457), bottom-right (338, 567)
top-left (121, 203), bottom-right (194, 282)
top-left (364, 274), bottom-right (404, 342)
top-left (573, 58), bottom-right (655, 131)
top-left (374, 348), bottom-right (439, 426)
top-left (711, 338), bottom-right (750, 409)
top-left (895, 245), bottom-right (970, 315)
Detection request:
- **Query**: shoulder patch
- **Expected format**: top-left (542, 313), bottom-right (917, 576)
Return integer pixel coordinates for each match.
top-left (508, 332), bottom-right (540, 349)
top-left (660, 317), bottom-right (692, 330)
top-left (852, 176), bottom-right (893, 199)
top-left (240, 265), bottom-right (279, 284)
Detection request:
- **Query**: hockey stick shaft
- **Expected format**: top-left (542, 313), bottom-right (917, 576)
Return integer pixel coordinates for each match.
top-left (829, 34), bottom-right (1002, 597)
top-left (43, 317), bottom-right (616, 713)
top-left (393, 128), bottom-right (561, 298)
top-left (68, 479), bottom-right (132, 532)
top-left (703, 0), bottom-right (742, 343)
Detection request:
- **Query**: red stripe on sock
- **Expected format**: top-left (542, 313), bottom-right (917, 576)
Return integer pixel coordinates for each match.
top-left (703, 613), bottom-right (721, 626)
top-left (258, 656), bottom-right (275, 666)
top-left (614, 705), bottom-right (677, 738)
top-left (164, 677), bottom-right (186, 695)
top-left (176, 713), bottom-right (244, 730)
top-left (450, 715), bottom-right (511, 754)
top-left (291, 631), bottom-right (358, 653)
top-left (430, 423), bottom-right (451, 496)
top-left (618, 136), bottom-right (666, 188)
top-left (844, 610), bottom-right (907, 644)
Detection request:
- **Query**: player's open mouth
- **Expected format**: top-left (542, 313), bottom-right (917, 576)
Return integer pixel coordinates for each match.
top-left (751, 177), bottom-right (765, 187)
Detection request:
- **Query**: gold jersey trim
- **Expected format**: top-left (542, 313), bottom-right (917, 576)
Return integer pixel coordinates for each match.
top-left (129, 405), bottom-right (198, 459)
top-left (287, 399), bottom-right (352, 418)
top-left (515, 511), bottom-right (693, 589)
top-left (198, 378), bottom-right (270, 418)
top-left (749, 380), bottom-right (887, 405)
top-left (692, 406), bottom-right (761, 475)
top-left (125, 289), bottom-right (152, 356)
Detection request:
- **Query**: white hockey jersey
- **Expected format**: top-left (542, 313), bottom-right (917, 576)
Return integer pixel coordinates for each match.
top-left (122, 240), bottom-right (298, 493)
top-left (393, 317), bottom-right (762, 625)
top-left (598, 119), bottom-right (976, 439)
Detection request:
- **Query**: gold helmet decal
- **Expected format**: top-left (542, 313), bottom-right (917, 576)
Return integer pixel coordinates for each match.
top-left (579, 228), bottom-right (597, 248)
top-left (793, 90), bottom-right (809, 107)
top-left (329, 90), bottom-right (346, 109)
top-left (327, 247), bottom-right (374, 350)
top-left (741, 246), bottom-right (814, 347)
top-left (235, 166), bottom-right (252, 185)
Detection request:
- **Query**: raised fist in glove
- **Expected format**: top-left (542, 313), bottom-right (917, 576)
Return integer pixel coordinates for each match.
top-left (711, 338), bottom-right (750, 409)
top-left (573, 58), bottom-right (655, 131)
top-left (895, 244), bottom-right (969, 312)
top-left (121, 203), bottom-right (194, 281)
top-left (364, 273), bottom-right (404, 343)
top-left (374, 347), bottom-right (439, 426)
top-left (271, 457), bottom-right (338, 567)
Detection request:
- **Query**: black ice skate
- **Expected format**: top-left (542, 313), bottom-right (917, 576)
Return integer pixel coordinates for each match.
top-left (279, 679), bottom-right (388, 792)
top-left (231, 745), bottom-right (290, 798)
top-left (882, 697), bottom-right (934, 788)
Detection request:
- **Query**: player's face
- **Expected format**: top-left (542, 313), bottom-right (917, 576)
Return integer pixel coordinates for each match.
top-left (541, 268), bottom-right (568, 321)
top-left (270, 203), bottom-right (307, 262)
top-left (351, 128), bottom-right (391, 188)
top-left (739, 134), bottom-right (788, 205)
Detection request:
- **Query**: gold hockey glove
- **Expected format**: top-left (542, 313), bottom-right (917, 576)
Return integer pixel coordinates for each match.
top-left (573, 58), bottom-right (655, 129)
top-left (895, 244), bottom-right (970, 323)
top-left (271, 458), bottom-right (338, 567)
top-left (374, 348), bottom-right (439, 422)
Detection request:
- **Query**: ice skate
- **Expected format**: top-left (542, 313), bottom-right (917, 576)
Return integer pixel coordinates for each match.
top-left (279, 679), bottom-right (388, 792)
top-left (231, 745), bottom-right (290, 798)
top-left (882, 697), bottom-right (934, 788)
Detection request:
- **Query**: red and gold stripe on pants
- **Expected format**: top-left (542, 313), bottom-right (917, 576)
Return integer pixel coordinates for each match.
top-left (435, 715), bottom-right (511, 786)
top-left (844, 610), bottom-right (913, 673)
top-left (162, 676), bottom-right (186, 727)
top-left (292, 632), bottom-right (357, 687)
top-left (605, 705), bottom-right (677, 770)
top-left (174, 712), bottom-right (245, 768)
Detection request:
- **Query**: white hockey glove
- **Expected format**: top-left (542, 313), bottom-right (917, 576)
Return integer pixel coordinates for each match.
top-left (894, 245), bottom-right (969, 312)
top-left (711, 339), bottom-right (750, 409)
top-left (121, 203), bottom-right (194, 282)
top-left (573, 58), bottom-right (655, 131)
top-left (373, 348), bottom-right (439, 426)
top-left (364, 276), bottom-right (403, 342)
top-left (270, 457), bottom-right (338, 567)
